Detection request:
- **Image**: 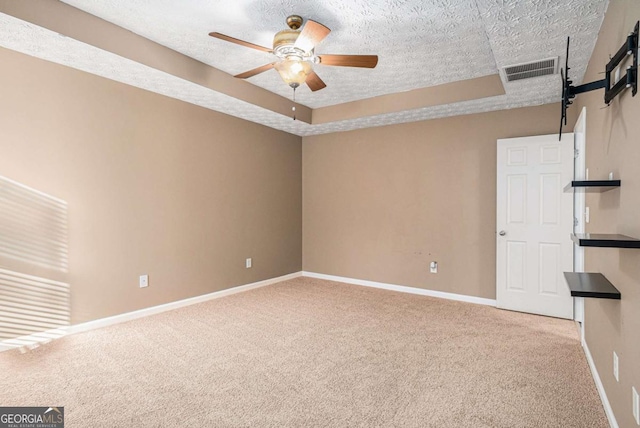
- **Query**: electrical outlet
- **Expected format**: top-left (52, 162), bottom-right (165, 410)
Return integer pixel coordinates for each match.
top-left (585, 207), bottom-right (590, 223)
top-left (615, 66), bottom-right (621, 84)
top-left (585, 168), bottom-right (589, 180)
top-left (609, 172), bottom-right (614, 180)
top-left (633, 386), bottom-right (640, 425)
top-left (613, 351), bottom-right (619, 382)
top-left (139, 274), bottom-right (149, 288)
top-left (430, 261), bottom-right (438, 273)
top-left (246, 258), bottom-right (252, 269)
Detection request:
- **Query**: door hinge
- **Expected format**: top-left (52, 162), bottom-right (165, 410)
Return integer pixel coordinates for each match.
top-left (574, 149), bottom-right (580, 159)
top-left (574, 217), bottom-right (579, 227)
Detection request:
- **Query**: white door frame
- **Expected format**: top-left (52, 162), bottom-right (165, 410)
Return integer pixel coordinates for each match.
top-left (573, 108), bottom-right (587, 328)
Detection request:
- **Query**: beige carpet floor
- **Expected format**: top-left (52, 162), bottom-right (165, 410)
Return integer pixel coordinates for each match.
top-left (0, 277), bottom-right (607, 427)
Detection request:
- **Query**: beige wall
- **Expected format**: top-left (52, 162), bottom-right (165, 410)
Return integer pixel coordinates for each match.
top-left (303, 104), bottom-right (568, 299)
top-left (576, 1), bottom-right (640, 426)
top-left (0, 47), bottom-right (302, 324)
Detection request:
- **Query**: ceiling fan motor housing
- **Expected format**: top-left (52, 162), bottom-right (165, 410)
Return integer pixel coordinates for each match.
top-left (273, 15), bottom-right (315, 61)
top-left (273, 29), bottom-right (310, 60)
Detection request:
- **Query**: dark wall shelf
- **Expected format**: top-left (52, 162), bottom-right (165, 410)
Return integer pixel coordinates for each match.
top-left (571, 233), bottom-right (640, 248)
top-left (563, 180), bottom-right (621, 192)
top-left (563, 272), bottom-right (621, 299)
top-left (566, 179), bottom-right (627, 301)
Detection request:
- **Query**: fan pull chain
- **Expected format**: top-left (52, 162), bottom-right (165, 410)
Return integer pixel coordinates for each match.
top-left (292, 87), bottom-right (297, 121)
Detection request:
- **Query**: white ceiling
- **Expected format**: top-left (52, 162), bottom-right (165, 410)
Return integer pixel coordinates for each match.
top-left (61, 0), bottom-right (498, 109)
top-left (0, 0), bottom-right (608, 135)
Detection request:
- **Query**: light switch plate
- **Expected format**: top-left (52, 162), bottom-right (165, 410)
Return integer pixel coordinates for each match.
top-left (613, 351), bottom-right (619, 382)
top-left (246, 258), bottom-right (252, 269)
top-left (139, 274), bottom-right (149, 288)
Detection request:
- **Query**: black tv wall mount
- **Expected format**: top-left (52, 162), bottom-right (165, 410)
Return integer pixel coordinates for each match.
top-left (559, 21), bottom-right (639, 140)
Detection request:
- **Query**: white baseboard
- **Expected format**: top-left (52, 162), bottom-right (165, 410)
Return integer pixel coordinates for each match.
top-left (583, 340), bottom-right (618, 428)
top-left (70, 271), bottom-right (302, 334)
top-left (0, 271), bottom-right (302, 352)
top-left (302, 271), bottom-right (496, 307)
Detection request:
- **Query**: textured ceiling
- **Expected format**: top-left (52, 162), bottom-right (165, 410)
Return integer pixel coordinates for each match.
top-left (65, 0), bottom-right (497, 109)
top-left (0, 0), bottom-right (609, 136)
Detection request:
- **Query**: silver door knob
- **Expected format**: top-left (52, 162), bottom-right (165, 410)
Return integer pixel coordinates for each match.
top-left (499, 230), bottom-right (506, 236)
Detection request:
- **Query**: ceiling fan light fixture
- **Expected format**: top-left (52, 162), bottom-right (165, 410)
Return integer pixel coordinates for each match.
top-left (275, 58), bottom-right (312, 88)
top-left (210, 13), bottom-right (377, 95)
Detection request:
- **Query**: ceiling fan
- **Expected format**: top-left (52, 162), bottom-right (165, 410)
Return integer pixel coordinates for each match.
top-left (209, 15), bottom-right (379, 93)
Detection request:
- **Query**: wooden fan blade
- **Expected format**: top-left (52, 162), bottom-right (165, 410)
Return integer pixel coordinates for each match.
top-left (209, 32), bottom-right (272, 53)
top-left (234, 63), bottom-right (275, 79)
top-left (318, 54), bottom-right (378, 68)
top-left (294, 20), bottom-right (331, 52)
top-left (306, 71), bottom-right (327, 92)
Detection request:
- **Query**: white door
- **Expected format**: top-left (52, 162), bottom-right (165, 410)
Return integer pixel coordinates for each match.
top-left (496, 133), bottom-right (574, 319)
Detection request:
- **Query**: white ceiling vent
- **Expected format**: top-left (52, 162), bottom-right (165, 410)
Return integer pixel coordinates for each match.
top-left (503, 58), bottom-right (558, 82)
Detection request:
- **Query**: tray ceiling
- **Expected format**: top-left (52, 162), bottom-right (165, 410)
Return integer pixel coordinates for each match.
top-left (0, 0), bottom-right (608, 136)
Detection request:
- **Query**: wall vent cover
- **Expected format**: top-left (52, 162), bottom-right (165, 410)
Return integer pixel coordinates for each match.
top-left (503, 58), bottom-right (558, 82)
